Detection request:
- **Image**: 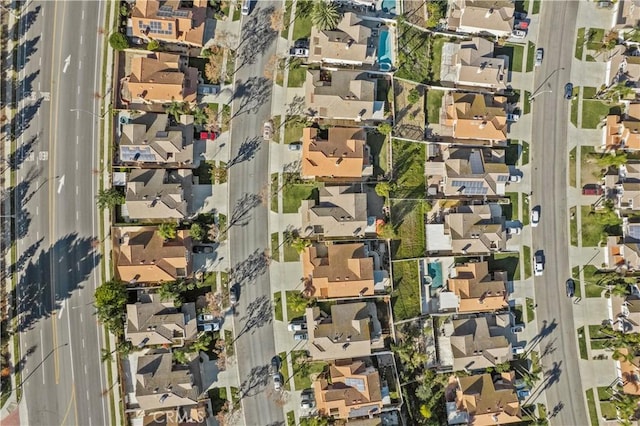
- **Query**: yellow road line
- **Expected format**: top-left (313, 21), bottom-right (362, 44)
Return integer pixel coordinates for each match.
top-left (59, 383), bottom-right (76, 426)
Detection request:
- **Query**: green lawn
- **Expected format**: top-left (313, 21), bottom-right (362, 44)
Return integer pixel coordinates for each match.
top-left (526, 41), bottom-right (536, 72)
top-left (571, 86), bottom-right (580, 127)
top-left (523, 245), bottom-right (531, 279)
top-left (586, 28), bottom-right (605, 51)
top-left (291, 350), bottom-right (326, 390)
top-left (271, 232), bottom-right (280, 262)
top-left (569, 147), bottom-right (577, 187)
top-left (583, 265), bottom-right (606, 298)
top-left (575, 28), bottom-right (585, 60)
top-left (506, 192), bottom-right (519, 221)
top-left (532, 0), bottom-right (541, 13)
top-left (285, 290), bottom-right (307, 321)
top-left (279, 351), bottom-right (291, 391)
top-left (526, 297), bottom-right (535, 323)
top-left (582, 100), bottom-right (620, 129)
top-left (505, 140), bottom-right (519, 166)
top-left (582, 86), bottom-right (597, 99)
top-left (391, 260), bottom-right (421, 321)
top-left (581, 205), bottom-right (622, 247)
top-left (284, 118), bottom-right (306, 143)
top-left (367, 131), bottom-right (389, 177)
top-left (283, 241), bottom-right (299, 262)
top-left (287, 65), bottom-right (306, 88)
top-left (392, 139), bottom-right (425, 198)
top-left (512, 304), bottom-right (523, 324)
top-left (292, 13), bottom-right (311, 40)
top-left (390, 199), bottom-right (427, 259)
top-left (523, 91), bottom-right (531, 114)
top-left (495, 44), bottom-right (524, 73)
top-left (489, 252), bottom-right (520, 281)
top-left (396, 21), bottom-right (431, 83)
top-left (586, 54), bottom-right (596, 62)
top-left (281, 0), bottom-right (293, 38)
top-left (521, 141), bottom-right (530, 165)
top-left (578, 327), bottom-right (588, 360)
top-left (600, 402), bottom-right (617, 420)
top-left (282, 182), bottom-right (318, 214)
top-left (274, 291), bottom-right (283, 321)
top-left (426, 90), bottom-right (444, 124)
top-left (585, 388), bottom-right (599, 426)
top-left (522, 196), bottom-right (530, 226)
top-left (430, 37), bottom-right (446, 84)
top-left (589, 325), bottom-right (609, 339)
top-left (590, 339), bottom-right (609, 350)
top-left (286, 411), bottom-right (295, 426)
top-left (271, 173), bottom-right (279, 212)
top-left (570, 206), bottom-right (578, 245)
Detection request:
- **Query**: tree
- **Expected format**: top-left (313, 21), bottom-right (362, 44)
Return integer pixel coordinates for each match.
top-left (287, 291), bottom-right (309, 313)
top-left (165, 100), bottom-right (186, 122)
top-left (598, 152), bottom-right (627, 168)
top-left (425, 1), bottom-right (446, 29)
top-left (109, 32), bottom-right (129, 51)
top-left (377, 122), bottom-right (393, 135)
top-left (407, 88), bottom-right (421, 104)
top-left (190, 223), bottom-right (206, 241)
top-left (298, 416), bottom-right (330, 426)
top-left (205, 53), bottom-right (222, 84)
top-left (191, 106), bottom-right (208, 126)
top-left (493, 361), bottom-right (512, 373)
top-left (96, 187), bottom-right (125, 210)
top-left (158, 279), bottom-right (193, 305)
top-left (375, 181), bottom-right (395, 199)
top-left (94, 280), bottom-right (127, 335)
top-left (173, 349), bottom-right (190, 365)
top-left (190, 333), bottom-right (212, 353)
top-left (100, 348), bottom-right (113, 363)
top-left (420, 404), bottom-right (431, 419)
top-left (157, 222), bottom-right (178, 241)
top-left (310, 1), bottom-right (341, 31)
top-left (147, 39), bottom-right (160, 51)
top-left (291, 237), bottom-right (312, 254)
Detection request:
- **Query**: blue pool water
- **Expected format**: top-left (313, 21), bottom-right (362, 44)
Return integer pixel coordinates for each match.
top-left (381, 0), bottom-right (396, 13)
top-left (378, 30), bottom-right (393, 71)
top-left (427, 262), bottom-right (444, 289)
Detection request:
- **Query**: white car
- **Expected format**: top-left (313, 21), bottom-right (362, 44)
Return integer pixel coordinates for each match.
top-left (241, 0), bottom-right (250, 15)
top-left (273, 373), bottom-right (282, 391)
top-left (287, 321), bottom-right (306, 332)
top-left (509, 174), bottom-right (522, 183)
top-left (512, 346), bottom-right (525, 355)
top-left (531, 206), bottom-right (540, 227)
top-left (263, 120), bottom-right (273, 140)
top-left (534, 251), bottom-right (544, 276)
top-left (507, 226), bottom-right (521, 235)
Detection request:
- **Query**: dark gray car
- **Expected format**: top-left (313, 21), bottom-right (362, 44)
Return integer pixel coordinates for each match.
top-left (566, 278), bottom-right (575, 298)
top-left (564, 83), bottom-right (574, 100)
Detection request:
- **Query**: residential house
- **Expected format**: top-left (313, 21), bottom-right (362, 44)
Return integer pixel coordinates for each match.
top-left (309, 12), bottom-right (377, 66)
top-left (447, 0), bottom-right (515, 37)
top-left (609, 46), bottom-right (640, 90)
top-left (448, 314), bottom-right (512, 371)
top-left (440, 37), bottom-right (508, 91)
top-left (447, 372), bottom-right (522, 425)
top-left (447, 261), bottom-right (508, 313)
top-left (119, 113), bottom-right (195, 166)
top-left (615, 0), bottom-right (640, 29)
top-left (604, 162), bottom-right (640, 210)
top-left (314, 358), bottom-right (384, 419)
top-left (443, 204), bottom-right (507, 254)
top-left (113, 225), bottom-right (192, 283)
top-left (305, 69), bottom-right (385, 121)
top-left (443, 93), bottom-right (509, 143)
top-left (125, 293), bottom-right (197, 348)
top-left (130, 0), bottom-right (208, 47)
top-left (306, 302), bottom-right (384, 360)
top-left (135, 350), bottom-right (201, 412)
top-left (605, 103), bottom-right (640, 150)
top-left (617, 348), bottom-right (640, 395)
top-left (300, 186), bottom-right (373, 239)
top-left (301, 127), bottom-right (372, 179)
top-left (425, 147), bottom-right (510, 197)
top-left (302, 242), bottom-right (374, 299)
top-left (125, 53), bottom-right (198, 105)
top-left (621, 295), bottom-right (640, 333)
top-left (125, 169), bottom-right (193, 220)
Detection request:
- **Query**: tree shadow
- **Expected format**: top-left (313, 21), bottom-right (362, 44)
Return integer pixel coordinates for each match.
top-left (541, 360), bottom-right (563, 391)
top-left (11, 5), bottom-right (41, 40)
top-left (227, 136), bottom-right (262, 168)
top-left (229, 248), bottom-right (270, 287)
top-left (15, 234), bottom-right (101, 332)
top-left (16, 35), bottom-right (41, 71)
top-left (6, 133), bottom-right (38, 171)
top-left (236, 295), bottom-right (273, 340)
top-left (229, 192), bottom-right (263, 229)
top-left (1, 70), bottom-right (40, 110)
top-left (529, 319), bottom-right (558, 348)
top-left (238, 364), bottom-right (270, 399)
top-left (3, 97), bottom-right (44, 141)
top-left (285, 95), bottom-right (306, 118)
top-left (230, 76), bottom-right (272, 119)
top-left (233, 5), bottom-right (278, 75)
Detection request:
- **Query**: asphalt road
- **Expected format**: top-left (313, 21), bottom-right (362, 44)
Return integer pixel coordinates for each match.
top-left (12, 2), bottom-right (110, 425)
top-left (530, 1), bottom-right (589, 424)
top-left (227, 2), bottom-right (285, 425)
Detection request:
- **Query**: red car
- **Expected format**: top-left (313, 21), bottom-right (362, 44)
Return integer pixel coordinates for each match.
top-left (200, 131), bottom-right (217, 141)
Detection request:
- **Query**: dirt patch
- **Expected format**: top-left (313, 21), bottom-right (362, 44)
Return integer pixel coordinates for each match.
top-left (403, 1), bottom-right (426, 26)
top-left (394, 79), bottom-right (426, 141)
top-left (580, 146), bottom-right (606, 187)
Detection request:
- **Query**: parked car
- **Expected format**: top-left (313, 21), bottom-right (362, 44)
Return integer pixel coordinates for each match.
top-left (506, 113), bottom-right (520, 122)
top-left (293, 332), bottom-right (308, 341)
top-left (229, 284), bottom-right (238, 305)
top-left (294, 39), bottom-right (309, 48)
top-left (289, 47), bottom-right (309, 57)
top-left (582, 184), bottom-right (604, 196)
top-left (511, 325), bottom-right (525, 333)
top-left (273, 373), bottom-right (283, 391)
top-left (566, 278), bottom-right (575, 298)
top-left (509, 174), bottom-right (522, 183)
top-left (193, 245), bottom-right (214, 254)
top-left (534, 251), bottom-right (545, 276)
top-left (288, 321), bottom-right (307, 332)
top-left (535, 48), bottom-right (543, 67)
top-left (511, 29), bottom-right (526, 39)
top-left (517, 389), bottom-right (531, 400)
top-left (507, 226), bottom-right (521, 235)
top-left (512, 346), bottom-right (525, 355)
top-left (270, 356), bottom-right (281, 374)
top-left (288, 142), bottom-right (302, 151)
top-left (263, 120), bottom-right (273, 140)
top-left (564, 82), bottom-right (574, 100)
top-left (531, 206), bottom-right (541, 227)
top-left (301, 397), bottom-right (315, 409)
top-left (241, 0), bottom-right (250, 15)
top-left (514, 11), bottom-right (527, 20)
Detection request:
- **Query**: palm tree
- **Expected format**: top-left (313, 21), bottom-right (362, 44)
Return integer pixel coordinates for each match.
top-left (287, 291), bottom-right (309, 314)
top-left (291, 236), bottom-right (312, 254)
top-left (165, 100), bottom-right (185, 121)
top-left (96, 188), bottom-right (125, 210)
top-left (157, 222), bottom-right (178, 241)
top-left (191, 106), bottom-right (208, 126)
top-left (101, 348), bottom-right (113, 363)
top-left (310, 1), bottom-right (341, 31)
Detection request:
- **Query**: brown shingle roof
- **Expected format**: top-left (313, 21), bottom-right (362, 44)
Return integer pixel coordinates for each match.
top-left (301, 127), bottom-right (368, 178)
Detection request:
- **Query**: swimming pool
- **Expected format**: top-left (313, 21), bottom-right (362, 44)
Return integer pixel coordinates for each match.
top-left (427, 262), bottom-right (444, 289)
top-left (378, 30), bottom-right (393, 71)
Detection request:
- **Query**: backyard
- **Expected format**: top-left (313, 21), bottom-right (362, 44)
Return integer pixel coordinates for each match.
top-left (426, 90), bottom-right (444, 125)
top-left (367, 131), bottom-right (389, 177)
top-left (390, 199), bottom-right (428, 259)
top-left (394, 80), bottom-right (426, 140)
top-left (396, 21), bottom-right (431, 83)
top-left (391, 139), bottom-right (425, 198)
top-left (391, 259), bottom-right (421, 321)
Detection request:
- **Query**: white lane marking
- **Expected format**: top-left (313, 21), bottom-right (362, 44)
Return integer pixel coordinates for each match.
top-left (76, 135), bottom-right (79, 145)
top-left (82, 9), bottom-right (84, 19)
top-left (63, 55), bottom-right (71, 73)
top-left (36, 231), bottom-right (39, 239)
top-left (76, 212), bottom-right (79, 221)
top-left (80, 312), bottom-right (83, 322)
top-left (86, 390), bottom-right (90, 401)
top-left (77, 86), bottom-right (80, 95)
top-left (39, 57), bottom-right (42, 66)
top-left (57, 175), bottom-right (65, 194)
top-left (79, 60), bottom-right (82, 69)
top-left (57, 300), bottom-right (65, 319)
top-left (84, 365), bottom-right (88, 375)
top-left (38, 82), bottom-right (41, 90)
top-left (36, 206), bottom-right (38, 215)
top-left (76, 161), bottom-right (78, 170)
top-left (80, 35), bottom-right (83, 45)
top-left (76, 186), bottom-right (79, 195)
top-left (82, 339), bottom-right (85, 348)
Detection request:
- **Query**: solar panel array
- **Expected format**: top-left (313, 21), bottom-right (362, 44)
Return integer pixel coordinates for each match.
top-left (120, 146), bottom-right (157, 162)
top-left (451, 180), bottom-right (489, 195)
top-left (469, 151), bottom-right (484, 174)
top-left (139, 21), bottom-right (174, 35)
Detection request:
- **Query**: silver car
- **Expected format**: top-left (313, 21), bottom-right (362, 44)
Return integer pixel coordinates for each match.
top-left (273, 373), bottom-right (283, 391)
top-left (263, 120), bottom-right (273, 141)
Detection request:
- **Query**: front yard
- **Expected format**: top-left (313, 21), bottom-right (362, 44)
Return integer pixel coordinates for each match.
top-left (291, 351), bottom-right (326, 390)
top-left (489, 252), bottom-right (520, 281)
top-left (580, 205), bottom-right (621, 247)
top-left (582, 99), bottom-right (621, 129)
top-left (391, 259), bottom-right (421, 321)
top-left (282, 179), bottom-right (319, 214)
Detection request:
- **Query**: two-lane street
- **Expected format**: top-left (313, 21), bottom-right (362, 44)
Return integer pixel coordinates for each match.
top-left (531, 1), bottom-right (589, 424)
top-left (11, 1), bottom-right (111, 425)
